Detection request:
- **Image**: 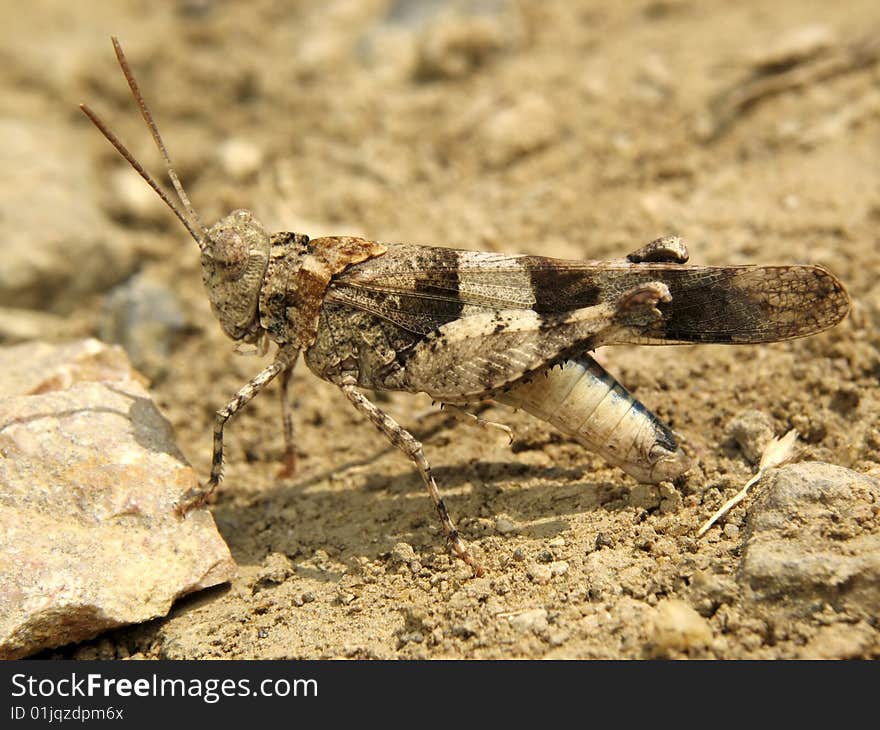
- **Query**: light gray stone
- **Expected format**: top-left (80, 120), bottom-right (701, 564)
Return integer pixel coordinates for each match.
top-left (649, 599), bottom-right (713, 656)
top-left (99, 274), bottom-right (186, 379)
top-left (0, 119), bottom-right (138, 312)
top-left (739, 462), bottom-right (880, 620)
top-left (508, 608), bottom-right (548, 634)
top-left (527, 563), bottom-right (552, 584)
top-left (726, 409), bottom-right (774, 465)
top-left (0, 339), bottom-right (235, 659)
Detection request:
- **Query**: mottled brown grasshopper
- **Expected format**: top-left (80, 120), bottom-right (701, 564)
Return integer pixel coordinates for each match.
top-left (82, 38), bottom-right (850, 575)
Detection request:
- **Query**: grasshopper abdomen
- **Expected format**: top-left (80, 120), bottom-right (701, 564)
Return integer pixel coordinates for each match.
top-left (496, 355), bottom-right (689, 484)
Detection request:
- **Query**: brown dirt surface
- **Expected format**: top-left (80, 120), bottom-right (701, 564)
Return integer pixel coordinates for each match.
top-left (4, 0), bottom-right (879, 659)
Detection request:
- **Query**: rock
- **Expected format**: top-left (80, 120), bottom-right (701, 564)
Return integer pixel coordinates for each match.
top-left (0, 338), bottom-right (143, 397)
top-left (0, 307), bottom-right (89, 344)
top-left (216, 138), bottom-right (264, 182)
top-left (413, 14), bottom-right (505, 81)
top-left (99, 274), bottom-right (186, 379)
top-left (649, 599), bottom-right (713, 656)
top-left (659, 482), bottom-right (682, 514)
top-left (629, 483), bottom-right (661, 510)
top-left (739, 463), bottom-right (880, 620)
top-left (749, 24), bottom-right (836, 72)
top-left (256, 552), bottom-right (294, 586)
top-left (688, 570), bottom-right (738, 616)
top-left (0, 119), bottom-right (138, 312)
top-left (536, 548), bottom-right (554, 563)
top-left (508, 608), bottom-right (549, 635)
top-left (389, 542), bottom-right (417, 566)
top-left (478, 94), bottom-right (560, 168)
top-left (494, 515), bottom-right (517, 534)
top-left (799, 623), bottom-right (878, 659)
top-left (726, 409), bottom-right (774, 465)
top-left (723, 523), bottom-right (740, 540)
top-left (549, 561), bottom-right (569, 577)
top-left (527, 563), bottom-right (552, 584)
top-left (0, 339), bottom-right (235, 659)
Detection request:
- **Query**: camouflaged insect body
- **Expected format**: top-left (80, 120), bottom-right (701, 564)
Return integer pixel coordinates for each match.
top-left (82, 39), bottom-right (852, 575)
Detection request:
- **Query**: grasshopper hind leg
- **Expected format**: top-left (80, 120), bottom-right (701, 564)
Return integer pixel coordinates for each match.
top-left (339, 381), bottom-right (484, 577)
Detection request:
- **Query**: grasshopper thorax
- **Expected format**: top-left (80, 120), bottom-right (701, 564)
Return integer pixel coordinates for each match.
top-left (200, 209), bottom-right (270, 342)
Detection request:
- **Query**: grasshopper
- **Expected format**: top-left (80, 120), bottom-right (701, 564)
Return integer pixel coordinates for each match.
top-left (82, 38), bottom-right (850, 576)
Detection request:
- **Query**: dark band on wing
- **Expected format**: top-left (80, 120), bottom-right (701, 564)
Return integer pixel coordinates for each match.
top-left (524, 258), bottom-right (602, 314)
top-left (411, 246), bottom-right (464, 322)
top-left (643, 266), bottom-right (851, 343)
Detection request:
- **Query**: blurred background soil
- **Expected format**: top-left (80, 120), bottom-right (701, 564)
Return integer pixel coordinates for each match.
top-left (2, 0), bottom-right (879, 658)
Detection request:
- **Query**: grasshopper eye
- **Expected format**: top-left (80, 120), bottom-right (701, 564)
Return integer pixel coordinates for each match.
top-left (210, 228), bottom-right (248, 278)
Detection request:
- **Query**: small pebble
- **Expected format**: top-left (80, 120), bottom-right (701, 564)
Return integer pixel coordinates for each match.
top-left (451, 623), bottom-right (478, 639)
top-left (216, 138), bottom-right (263, 181)
top-left (527, 563), bottom-right (552, 584)
top-left (649, 599), bottom-right (713, 656)
top-left (111, 168), bottom-right (168, 225)
top-left (508, 608), bottom-right (548, 634)
top-left (629, 484), bottom-right (661, 510)
top-left (494, 516), bottom-right (517, 534)
top-left (726, 409), bottom-right (774, 465)
top-left (536, 549), bottom-right (554, 564)
top-left (414, 15), bottom-right (505, 81)
top-left (390, 542), bottom-right (416, 565)
top-left (257, 552), bottom-right (294, 585)
top-left (479, 93), bottom-right (560, 168)
top-left (749, 24), bottom-right (836, 71)
top-left (400, 631), bottom-right (424, 645)
top-left (548, 630), bottom-right (569, 647)
top-left (99, 274), bottom-right (186, 379)
top-left (659, 482), bottom-right (682, 514)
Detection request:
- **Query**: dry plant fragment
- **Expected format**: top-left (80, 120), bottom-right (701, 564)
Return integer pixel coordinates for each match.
top-left (697, 429), bottom-right (799, 538)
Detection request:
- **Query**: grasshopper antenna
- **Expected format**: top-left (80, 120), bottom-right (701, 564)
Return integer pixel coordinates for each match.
top-left (79, 104), bottom-right (205, 247)
top-left (79, 36), bottom-right (207, 249)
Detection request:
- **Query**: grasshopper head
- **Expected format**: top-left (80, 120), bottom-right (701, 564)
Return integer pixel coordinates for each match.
top-left (81, 39), bottom-right (271, 344)
top-left (200, 209), bottom-right (270, 341)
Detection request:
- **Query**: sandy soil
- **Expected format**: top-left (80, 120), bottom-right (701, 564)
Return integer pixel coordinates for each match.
top-left (4, 0), bottom-right (879, 658)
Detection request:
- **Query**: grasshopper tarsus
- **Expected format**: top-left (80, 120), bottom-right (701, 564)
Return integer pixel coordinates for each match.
top-left (175, 486), bottom-right (214, 517)
top-left (276, 451), bottom-right (298, 480)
